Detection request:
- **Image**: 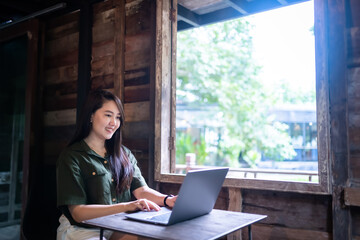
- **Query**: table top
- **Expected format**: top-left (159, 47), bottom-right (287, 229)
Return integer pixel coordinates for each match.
top-left (82, 209), bottom-right (267, 240)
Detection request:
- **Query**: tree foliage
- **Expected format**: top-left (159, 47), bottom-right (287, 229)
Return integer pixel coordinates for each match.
top-left (176, 19), bottom-right (296, 167)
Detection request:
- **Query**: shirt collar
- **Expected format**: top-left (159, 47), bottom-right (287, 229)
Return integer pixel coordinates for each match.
top-left (70, 140), bottom-right (107, 159)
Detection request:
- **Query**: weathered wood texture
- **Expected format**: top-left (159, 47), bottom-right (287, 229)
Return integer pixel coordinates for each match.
top-left (42, 12), bottom-right (80, 167)
top-left (89, 0), bottom-right (153, 180)
top-left (33, 0), bottom-right (360, 239)
top-left (347, 0), bottom-right (360, 237)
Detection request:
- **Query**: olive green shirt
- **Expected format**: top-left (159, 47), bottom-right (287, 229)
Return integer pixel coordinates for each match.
top-left (56, 140), bottom-right (147, 225)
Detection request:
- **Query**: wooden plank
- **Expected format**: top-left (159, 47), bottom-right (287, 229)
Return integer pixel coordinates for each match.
top-left (124, 49), bottom-right (151, 71)
top-left (91, 55), bottom-right (114, 77)
top-left (125, 68), bottom-right (148, 80)
top-left (45, 32), bottom-right (79, 57)
top-left (113, 1), bottom-right (126, 101)
top-left (91, 74), bottom-right (114, 90)
top-left (125, 68), bottom-right (150, 86)
top-left (348, 128), bottom-right (360, 155)
top-left (44, 49), bottom-right (78, 69)
top-left (125, 0), bottom-right (152, 35)
top-left (92, 21), bottom-right (115, 43)
top-left (154, 0), bottom-right (174, 179)
top-left (45, 20), bottom-right (79, 41)
top-left (43, 109), bottom-right (77, 126)
top-left (124, 84), bottom-right (150, 103)
top-left (45, 11), bottom-right (80, 29)
top-left (77, 2), bottom-right (93, 122)
top-left (241, 189), bottom-right (332, 232)
top-left (124, 101), bottom-right (150, 122)
top-left (348, 65), bottom-right (360, 150)
top-left (349, 0), bottom-right (360, 27)
top-left (352, 207), bottom-right (360, 237)
top-left (44, 81), bottom-right (77, 97)
top-left (93, 8), bottom-right (115, 26)
top-left (347, 27), bottom-right (360, 67)
top-left (93, 0), bottom-right (115, 14)
top-left (227, 188), bottom-right (242, 240)
top-left (44, 64), bottom-right (78, 85)
top-left (123, 138), bottom-right (148, 152)
top-left (123, 121), bottom-right (151, 139)
top-left (349, 155), bottom-right (360, 179)
top-left (326, 0), bottom-right (350, 238)
top-left (44, 93), bottom-right (77, 111)
top-left (92, 40), bottom-right (114, 59)
top-left (249, 224), bottom-right (331, 240)
top-left (43, 125), bottom-right (76, 141)
top-left (125, 31), bottom-right (151, 52)
top-left (344, 187), bottom-right (360, 206)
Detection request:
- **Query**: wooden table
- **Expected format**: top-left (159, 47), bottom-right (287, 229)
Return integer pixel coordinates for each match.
top-left (82, 209), bottom-right (267, 240)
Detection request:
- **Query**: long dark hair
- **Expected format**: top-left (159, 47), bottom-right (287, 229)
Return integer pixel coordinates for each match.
top-left (69, 89), bottom-right (133, 194)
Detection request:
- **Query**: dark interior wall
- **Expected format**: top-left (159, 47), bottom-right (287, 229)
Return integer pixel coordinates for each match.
top-left (24, 0), bottom-right (155, 238)
top-left (19, 0), bottom-right (360, 239)
top-left (347, 0), bottom-right (360, 238)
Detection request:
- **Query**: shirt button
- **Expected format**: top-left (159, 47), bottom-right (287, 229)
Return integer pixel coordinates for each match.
top-left (104, 160), bottom-right (108, 164)
top-left (112, 198), bottom-right (116, 202)
top-left (92, 172), bottom-right (96, 175)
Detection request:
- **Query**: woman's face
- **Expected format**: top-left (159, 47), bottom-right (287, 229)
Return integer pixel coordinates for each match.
top-left (90, 100), bottom-right (121, 141)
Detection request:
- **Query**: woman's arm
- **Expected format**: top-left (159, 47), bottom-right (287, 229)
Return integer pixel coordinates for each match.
top-left (132, 186), bottom-right (177, 208)
top-left (68, 198), bottom-right (160, 223)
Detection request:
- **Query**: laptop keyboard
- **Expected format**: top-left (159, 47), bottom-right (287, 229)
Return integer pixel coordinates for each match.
top-left (149, 212), bottom-right (171, 222)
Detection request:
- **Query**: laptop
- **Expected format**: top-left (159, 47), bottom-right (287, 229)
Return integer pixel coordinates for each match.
top-left (125, 167), bottom-right (229, 225)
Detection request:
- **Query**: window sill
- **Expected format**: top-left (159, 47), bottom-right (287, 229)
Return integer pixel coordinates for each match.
top-left (155, 172), bottom-right (331, 195)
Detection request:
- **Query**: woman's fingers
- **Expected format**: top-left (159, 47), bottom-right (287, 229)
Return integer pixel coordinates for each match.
top-left (135, 199), bottom-right (160, 211)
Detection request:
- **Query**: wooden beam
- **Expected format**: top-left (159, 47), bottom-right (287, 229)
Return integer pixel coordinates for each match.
top-left (77, 1), bottom-right (93, 122)
top-left (177, 4), bottom-right (200, 28)
top-left (113, 0), bottom-right (125, 101)
top-left (227, 188), bottom-right (242, 240)
top-left (224, 0), bottom-right (248, 15)
top-left (325, 0), bottom-right (351, 238)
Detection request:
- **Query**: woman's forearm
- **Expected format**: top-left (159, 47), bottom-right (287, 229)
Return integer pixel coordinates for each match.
top-left (69, 197), bottom-right (161, 223)
top-left (133, 186), bottom-right (177, 207)
top-left (68, 203), bottom-right (131, 223)
top-left (133, 186), bottom-right (166, 205)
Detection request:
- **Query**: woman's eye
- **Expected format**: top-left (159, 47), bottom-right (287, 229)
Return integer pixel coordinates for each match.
top-left (105, 114), bottom-right (112, 117)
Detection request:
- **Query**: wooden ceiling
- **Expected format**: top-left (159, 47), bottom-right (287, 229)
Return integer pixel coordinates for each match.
top-left (0, 0), bottom-right (309, 30)
top-left (177, 0), bottom-right (310, 31)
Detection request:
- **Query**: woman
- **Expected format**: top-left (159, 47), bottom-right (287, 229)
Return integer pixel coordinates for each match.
top-left (56, 89), bottom-right (176, 240)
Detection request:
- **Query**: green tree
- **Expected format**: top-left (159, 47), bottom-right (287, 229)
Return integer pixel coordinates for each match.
top-left (176, 19), bottom-right (296, 167)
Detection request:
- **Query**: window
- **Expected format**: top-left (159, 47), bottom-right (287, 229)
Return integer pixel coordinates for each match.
top-left (154, 0), bottom-right (330, 193)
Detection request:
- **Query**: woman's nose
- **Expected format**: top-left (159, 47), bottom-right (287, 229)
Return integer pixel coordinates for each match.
top-left (110, 117), bottom-right (116, 125)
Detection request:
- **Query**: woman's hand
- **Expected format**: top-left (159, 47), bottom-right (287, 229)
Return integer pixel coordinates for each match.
top-left (127, 198), bottom-right (161, 212)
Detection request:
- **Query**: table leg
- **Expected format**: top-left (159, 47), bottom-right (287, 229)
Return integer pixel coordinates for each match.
top-left (99, 228), bottom-right (104, 240)
top-left (248, 225), bottom-right (252, 240)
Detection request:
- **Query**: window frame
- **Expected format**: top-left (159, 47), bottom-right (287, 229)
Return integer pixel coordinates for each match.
top-left (154, 0), bottom-right (330, 194)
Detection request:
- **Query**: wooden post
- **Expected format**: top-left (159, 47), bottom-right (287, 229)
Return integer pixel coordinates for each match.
top-left (326, 0), bottom-right (351, 238)
top-left (227, 188), bottom-right (242, 240)
top-left (113, 0), bottom-right (125, 101)
top-left (77, 0), bottom-right (93, 122)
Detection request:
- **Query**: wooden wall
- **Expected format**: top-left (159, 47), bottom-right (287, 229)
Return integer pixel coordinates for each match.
top-left (25, 0), bottom-right (360, 239)
top-left (347, 0), bottom-right (360, 238)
